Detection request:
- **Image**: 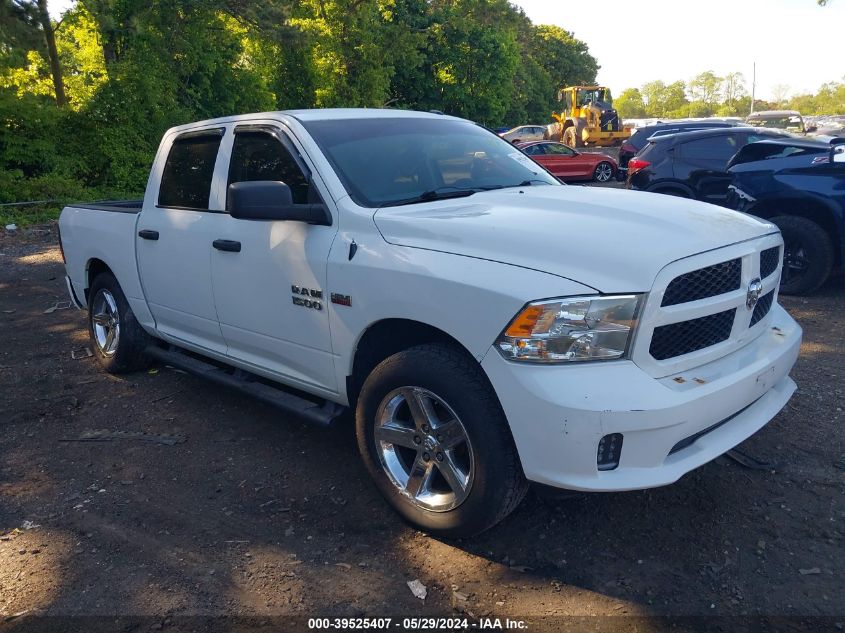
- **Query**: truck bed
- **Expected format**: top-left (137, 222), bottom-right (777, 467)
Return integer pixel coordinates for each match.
top-left (60, 200), bottom-right (147, 318)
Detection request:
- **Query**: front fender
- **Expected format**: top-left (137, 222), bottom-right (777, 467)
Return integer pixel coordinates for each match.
top-left (326, 241), bottom-right (595, 401)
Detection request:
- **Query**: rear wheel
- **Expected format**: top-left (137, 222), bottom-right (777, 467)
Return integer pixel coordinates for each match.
top-left (771, 215), bottom-right (834, 295)
top-left (593, 161), bottom-right (615, 182)
top-left (355, 344), bottom-right (527, 537)
top-left (88, 272), bottom-right (151, 373)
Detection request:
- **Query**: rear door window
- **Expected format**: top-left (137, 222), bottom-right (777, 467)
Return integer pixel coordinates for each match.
top-left (679, 135), bottom-right (740, 161)
top-left (158, 131), bottom-right (223, 210)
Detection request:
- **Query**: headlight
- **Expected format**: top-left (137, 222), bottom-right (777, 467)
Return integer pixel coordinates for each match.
top-left (496, 295), bottom-right (642, 363)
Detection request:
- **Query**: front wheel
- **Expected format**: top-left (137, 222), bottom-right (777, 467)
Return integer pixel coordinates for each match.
top-left (771, 215), bottom-right (834, 295)
top-left (593, 161), bottom-right (615, 182)
top-left (355, 344), bottom-right (527, 537)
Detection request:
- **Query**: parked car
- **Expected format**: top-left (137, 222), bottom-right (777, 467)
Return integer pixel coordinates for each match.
top-left (517, 141), bottom-right (617, 182)
top-left (746, 110), bottom-right (814, 135)
top-left (57, 109), bottom-right (801, 537)
top-left (499, 125), bottom-right (546, 143)
top-left (726, 137), bottom-right (845, 294)
top-left (627, 127), bottom-right (789, 205)
top-left (617, 120), bottom-right (742, 181)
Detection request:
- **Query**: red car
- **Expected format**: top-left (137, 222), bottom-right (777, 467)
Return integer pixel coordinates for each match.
top-left (516, 141), bottom-right (617, 182)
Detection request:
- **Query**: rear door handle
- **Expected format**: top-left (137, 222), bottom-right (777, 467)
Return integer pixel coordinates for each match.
top-left (138, 229), bottom-right (159, 240)
top-left (213, 239), bottom-right (241, 253)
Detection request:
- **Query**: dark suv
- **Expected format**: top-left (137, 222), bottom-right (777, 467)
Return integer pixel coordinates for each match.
top-left (617, 120), bottom-right (740, 180)
top-left (626, 127), bottom-right (789, 205)
top-left (727, 138), bottom-right (845, 294)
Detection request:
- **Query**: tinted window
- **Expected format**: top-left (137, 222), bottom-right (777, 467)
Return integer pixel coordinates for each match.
top-left (632, 122), bottom-right (733, 149)
top-left (228, 131), bottom-right (310, 204)
top-left (522, 144), bottom-right (546, 156)
top-left (545, 144), bottom-right (575, 156)
top-left (680, 135), bottom-right (740, 160)
top-left (302, 118), bottom-right (559, 207)
top-left (158, 132), bottom-right (223, 209)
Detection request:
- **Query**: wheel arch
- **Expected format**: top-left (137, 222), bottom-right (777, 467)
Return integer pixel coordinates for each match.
top-left (85, 258), bottom-right (115, 303)
top-left (347, 318), bottom-right (480, 409)
top-left (647, 181), bottom-right (696, 199)
top-left (751, 196), bottom-right (843, 266)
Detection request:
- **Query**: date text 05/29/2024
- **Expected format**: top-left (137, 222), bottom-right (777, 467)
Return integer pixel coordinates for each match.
top-left (307, 617), bottom-right (528, 630)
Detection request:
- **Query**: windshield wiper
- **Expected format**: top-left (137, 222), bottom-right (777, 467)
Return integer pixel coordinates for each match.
top-left (385, 186), bottom-right (488, 207)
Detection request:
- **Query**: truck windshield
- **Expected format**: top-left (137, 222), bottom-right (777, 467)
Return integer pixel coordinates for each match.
top-left (301, 117), bottom-right (559, 208)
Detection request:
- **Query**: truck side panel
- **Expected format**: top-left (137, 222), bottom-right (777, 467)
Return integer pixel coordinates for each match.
top-left (59, 205), bottom-right (156, 331)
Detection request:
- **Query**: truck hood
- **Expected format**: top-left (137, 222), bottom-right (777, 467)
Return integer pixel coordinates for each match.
top-left (373, 185), bottom-right (777, 292)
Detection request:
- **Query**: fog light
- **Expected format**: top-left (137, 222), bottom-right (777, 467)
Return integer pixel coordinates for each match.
top-left (597, 433), bottom-right (623, 471)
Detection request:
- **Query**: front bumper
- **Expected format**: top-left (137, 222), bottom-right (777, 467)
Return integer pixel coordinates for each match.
top-left (481, 304), bottom-right (801, 491)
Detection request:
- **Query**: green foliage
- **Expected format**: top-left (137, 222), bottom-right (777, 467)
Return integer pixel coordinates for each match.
top-left (0, 0), bottom-right (603, 206)
top-left (614, 88), bottom-right (646, 119)
top-left (624, 72), bottom-right (843, 120)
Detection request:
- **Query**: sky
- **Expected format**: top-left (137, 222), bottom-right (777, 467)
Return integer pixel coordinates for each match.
top-left (48, 0), bottom-right (844, 101)
top-left (513, 0), bottom-right (844, 101)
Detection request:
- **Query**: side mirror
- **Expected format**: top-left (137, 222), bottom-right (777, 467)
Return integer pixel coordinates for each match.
top-left (227, 181), bottom-right (330, 225)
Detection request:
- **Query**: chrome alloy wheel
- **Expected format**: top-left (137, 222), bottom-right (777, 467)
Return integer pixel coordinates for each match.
top-left (374, 387), bottom-right (474, 512)
top-left (91, 289), bottom-right (120, 357)
top-left (594, 162), bottom-right (614, 182)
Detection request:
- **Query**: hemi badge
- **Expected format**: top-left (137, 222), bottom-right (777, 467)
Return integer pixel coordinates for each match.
top-left (331, 293), bottom-right (352, 307)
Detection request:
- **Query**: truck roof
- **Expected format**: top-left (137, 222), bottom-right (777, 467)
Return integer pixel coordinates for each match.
top-left (164, 108), bottom-right (457, 136)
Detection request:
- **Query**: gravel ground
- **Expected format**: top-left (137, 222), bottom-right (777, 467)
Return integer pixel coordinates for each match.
top-left (0, 220), bottom-right (843, 631)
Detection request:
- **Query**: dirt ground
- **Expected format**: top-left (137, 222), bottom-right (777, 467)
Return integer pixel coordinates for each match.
top-left (0, 222), bottom-right (843, 631)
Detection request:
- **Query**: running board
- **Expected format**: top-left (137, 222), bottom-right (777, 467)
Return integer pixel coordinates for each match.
top-left (145, 345), bottom-right (345, 427)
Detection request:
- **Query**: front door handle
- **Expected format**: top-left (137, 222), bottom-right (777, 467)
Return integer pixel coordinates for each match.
top-left (213, 239), bottom-right (241, 253)
top-left (138, 229), bottom-right (159, 240)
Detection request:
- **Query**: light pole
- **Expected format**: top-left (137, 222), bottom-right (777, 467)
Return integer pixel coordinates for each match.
top-left (750, 62), bottom-right (756, 115)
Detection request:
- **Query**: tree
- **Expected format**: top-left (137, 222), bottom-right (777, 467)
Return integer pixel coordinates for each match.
top-left (642, 79), bottom-right (688, 117)
top-left (771, 83), bottom-right (790, 106)
top-left (614, 87), bottom-right (646, 118)
top-left (1, 0), bottom-right (67, 105)
top-left (688, 70), bottom-right (722, 113)
top-left (722, 72), bottom-right (746, 107)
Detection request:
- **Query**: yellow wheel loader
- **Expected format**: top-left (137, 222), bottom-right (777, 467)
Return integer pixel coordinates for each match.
top-left (546, 86), bottom-right (631, 148)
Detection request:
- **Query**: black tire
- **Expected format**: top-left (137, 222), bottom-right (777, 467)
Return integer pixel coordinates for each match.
top-left (771, 215), bottom-right (834, 295)
top-left (355, 343), bottom-right (527, 537)
top-left (88, 272), bottom-right (152, 373)
top-left (593, 161), bottom-right (615, 183)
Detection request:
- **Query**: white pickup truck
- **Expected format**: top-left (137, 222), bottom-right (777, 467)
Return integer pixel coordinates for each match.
top-left (59, 109), bottom-right (802, 536)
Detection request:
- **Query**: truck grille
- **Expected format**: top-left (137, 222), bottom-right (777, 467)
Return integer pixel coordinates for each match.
top-left (661, 259), bottom-right (741, 306)
top-left (649, 309), bottom-right (736, 360)
top-left (750, 290), bottom-right (775, 327)
top-left (633, 235), bottom-right (783, 374)
top-left (760, 246), bottom-right (780, 279)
